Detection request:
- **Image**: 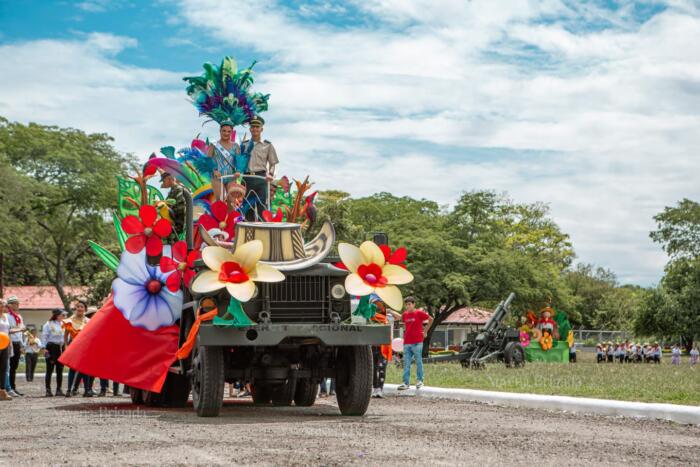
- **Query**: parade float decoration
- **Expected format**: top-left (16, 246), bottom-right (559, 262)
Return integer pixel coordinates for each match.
top-left (519, 305), bottom-right (574, 363)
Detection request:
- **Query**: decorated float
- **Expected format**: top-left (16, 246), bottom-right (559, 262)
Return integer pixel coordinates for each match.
top-left (517, 305), bottom-right (574, 363)
top-left (60, 56), bottom-right (411, 417)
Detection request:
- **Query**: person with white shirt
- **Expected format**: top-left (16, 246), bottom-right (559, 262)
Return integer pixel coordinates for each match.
top-left (23, 328), bottom-right (42, 382)
top-left (42, 309), bottom-right (66, 397)
top-left (0, 300), bottom-right (14, 401)
top-left (5, 296), bottom-right (25, 396)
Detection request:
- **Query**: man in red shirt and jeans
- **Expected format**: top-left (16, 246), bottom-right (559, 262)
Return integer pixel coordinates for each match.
top-left (394, 296), bottom-right (432, 390)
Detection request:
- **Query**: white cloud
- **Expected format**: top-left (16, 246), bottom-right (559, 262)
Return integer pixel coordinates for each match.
top-left (2, 2), bottom-right (700, 286)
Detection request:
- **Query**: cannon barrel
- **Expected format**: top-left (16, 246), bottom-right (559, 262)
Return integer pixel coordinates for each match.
top-left (482, 292), bottom-right (515, 333)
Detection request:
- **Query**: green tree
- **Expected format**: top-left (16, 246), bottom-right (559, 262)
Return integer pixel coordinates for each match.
top-left (0, 118), bottom-right (129, 308)
top-left (650, 198), bottom-right (700, 259)
top-left (563, 263), bottom-right (618, 327)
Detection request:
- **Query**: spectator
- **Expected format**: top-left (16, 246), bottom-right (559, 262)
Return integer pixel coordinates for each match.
top-left (319, 378), bottom-right (335, 397)
top-left (98, 379), bottom-right (121, 397)
top-left (5, 296), bottom-right (25, 396)
top-left (42, 309), bottom-right (66, 397)
top-left (671, 344), bottom-right (681, 365)
top-left (650, 342), bottom-right (661, 364)
top-left (569, 341), bottom-right (577, 363)
top-left (0, 300), bottom-right (13, 401)
top-left (63, 299), bottom-right (93, 397)
top-left (690, 345), bottom-right (699, 366)
top-left (396, 296), bottom-right (432, 391)
top-left (24, 328), bottom-right (41, 382)
top-left (370, 296), bottom-right (392, 398)
top-left (596, 344), bottom-right (605, 363)
top-left (606, 342), bottom-right (614, 362)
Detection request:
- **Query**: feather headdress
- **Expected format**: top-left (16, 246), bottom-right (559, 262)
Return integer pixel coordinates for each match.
top-left (183, 56), bottom-right (270, 126)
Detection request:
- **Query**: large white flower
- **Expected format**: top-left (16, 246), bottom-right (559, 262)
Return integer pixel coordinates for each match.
top-left (338, 241), bottom-right (414, 310)
top-left (191, 240), bottom-right (284, 302)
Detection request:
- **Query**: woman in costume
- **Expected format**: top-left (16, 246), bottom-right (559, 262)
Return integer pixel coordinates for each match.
top-left (63, 300), bottom-right (94, 397)
top-left (369, 296), bottom-right (393, 399)
top-left (41, 309), bottom-right (66, 397)
top-left (206, 121), bottom-right (240, 201)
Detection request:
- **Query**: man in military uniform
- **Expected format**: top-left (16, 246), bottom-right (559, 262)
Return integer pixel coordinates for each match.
top-left (241, 116), bottom-right (278, 221)
top-left (160, 172), bottom-right (186, 239)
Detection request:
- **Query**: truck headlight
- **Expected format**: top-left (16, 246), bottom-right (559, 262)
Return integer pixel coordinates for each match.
top-left (331, 284), bottom-right (346, 299)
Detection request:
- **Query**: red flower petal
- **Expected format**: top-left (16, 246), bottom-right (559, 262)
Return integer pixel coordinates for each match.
top-left (210, 200), bottom-right (228, 222)
top-left (166, 271), bottom-right (182, 292)
top-left (143, 164), bottom-right (157, 177)
top-left (262, 210), bottom-right (273, 222)
top-left (197, 215), bottom-right (218, 231)
top-left (389, 246), bottom-right (407, 264)
top-left (183, 269), bottom-right (196, 288)
top-left (379, 244), bottom-right (392, 261)
top-left (172, 241), bottom-right (187, 263)
top-left (160, 256), bottom-right (178, 273)
top-left (152, 218), bottom-right (173, 238)
top-left (224, 224), bottom-right (236, 241)
top-left (139, 204), bottom-right (158, 228)
top-left (121, 215), bottom-right (144, 235)
top-left (125, 234), bottom-right (146, 253)
top-left (218, 261), bottom-right (250, 284)
top-left (333, 262), bottom-right (348, 270)
top-left (145, 235), bottom-right (163, 257)
top-left (186, 250), bottom-right (201, 267)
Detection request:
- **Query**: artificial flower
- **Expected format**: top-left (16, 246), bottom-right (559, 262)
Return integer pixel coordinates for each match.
top-left (121, 204), bottom-right (172, 256)
top-left (262, 208), bottom-right (284, 222)
top-left (191, 240), bottom-right (284, 302)
top-left (519, 331), bottom-right (531, 347)
top-left (197, 200), bottom-right (240, 240)
top-left (112, 248), bottom-right (183, 331)
top-left (378, 245), bottom-right (408, 268)
top-left (159, 241), bottom-right (200, 292)
top-left (337, 241), bottom-right (414, 310)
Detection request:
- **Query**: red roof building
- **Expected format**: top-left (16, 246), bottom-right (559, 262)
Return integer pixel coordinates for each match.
top-left (441, 306), bottom-right (493, 326)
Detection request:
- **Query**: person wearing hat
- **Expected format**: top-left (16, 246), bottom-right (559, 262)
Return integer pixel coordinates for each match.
top-left (606, 341), bottom-right (614, 363)
top-left (5, 296), bottom-right (25, 396)
top-left (240, 116), bottom-right (278, 221)
top-left (207, 120), bottom-right (241, 201)
top-left (160, 171), bottom-right (186, 239)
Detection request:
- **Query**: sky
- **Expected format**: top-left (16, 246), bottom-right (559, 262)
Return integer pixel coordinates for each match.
top-left (1, 0), bottom-right (699, 286)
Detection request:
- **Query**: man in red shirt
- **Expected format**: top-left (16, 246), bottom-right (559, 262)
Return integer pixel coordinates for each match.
top-left (393, 296), bottom-right (432, 390)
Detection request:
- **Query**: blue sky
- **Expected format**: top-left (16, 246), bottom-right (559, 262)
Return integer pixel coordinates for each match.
top-left (2, 0), bottom-right (700, 286)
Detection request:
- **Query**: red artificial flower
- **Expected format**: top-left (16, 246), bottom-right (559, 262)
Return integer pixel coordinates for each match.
top-left (357, 263), bottom-right (388, 287)
top-left (121, 205), bottom-right (172, 256)
top-left (143, 164), bottom-right (157, 177)
top-left (197, 200), bottom-right (239, 240)
top-left (262, 208), bottom-right (284, 222)
top-left (379, 245), bottom-right (408, 268)
top-left (159, 241), bottom-right (200, 292)
top-left (218, 261), bottom-right (250, 284)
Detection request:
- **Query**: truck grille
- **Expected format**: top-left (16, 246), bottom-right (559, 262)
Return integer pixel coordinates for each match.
top-left (266, 276), bottom-right (330, 323)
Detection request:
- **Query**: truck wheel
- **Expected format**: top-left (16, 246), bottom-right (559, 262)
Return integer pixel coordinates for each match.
top-left (162, 373), bottom-right (191, 408)
top-left (251, 383), bottom-right (271, 405)
top-left (143, 390), bottom-right (161, 407)
top-left (335, 345), bottom-right (372, 416)
top-left (504, 342), bottom-right (525, 368)
top-left (270, 380), bottom-right (296, 406)
top-left (191, 344), bottom-right (225, 417)
top-left (130, 387), bottom-right (144, 405)
top-left (293, 379), bottom-right (318, 407)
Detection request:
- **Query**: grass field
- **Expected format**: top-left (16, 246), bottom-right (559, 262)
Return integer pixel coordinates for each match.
top-left (386, 351), bottom-right (700, 405)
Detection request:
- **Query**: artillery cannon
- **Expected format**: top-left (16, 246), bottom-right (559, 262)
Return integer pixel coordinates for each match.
top-left (424, 293), bottom-right (524, 368)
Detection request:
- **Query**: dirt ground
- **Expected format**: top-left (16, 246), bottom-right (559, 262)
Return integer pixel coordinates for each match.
top-left (2, 379), bottom-right (699, 466)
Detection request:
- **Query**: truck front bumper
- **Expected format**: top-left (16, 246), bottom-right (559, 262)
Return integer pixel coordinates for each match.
top-left (197, 322), bottom-right (391, 347)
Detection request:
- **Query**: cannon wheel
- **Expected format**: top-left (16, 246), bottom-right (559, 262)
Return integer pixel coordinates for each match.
top-left (504, 341), bottom-right (525, 368)
top-left (130, 387), bottom-right (144, 405)
top-left (293, 379), bottom-right (318, 407)
top-left (251, 383), bottom-right (271, 405)
top-left (335, 346), bottom-right (372, 416)
top-left (191, 344), bottom-right (224, 417)
top-left (270, 379), bottom-right (296, 406)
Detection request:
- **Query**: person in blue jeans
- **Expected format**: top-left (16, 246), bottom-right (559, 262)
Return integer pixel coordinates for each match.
top-left (393, 297), bottom-right (432, 390)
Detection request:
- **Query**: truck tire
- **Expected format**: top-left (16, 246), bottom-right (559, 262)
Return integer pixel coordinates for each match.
top-left (293, 379), bottom-right (318, 407)
top-left (251, 383), bottom-right (271, 405)
top-left (130, 387), bottom-right (144, 405)
top-left (504, 341), bottom-right (525, 368)
top-left (162, 373), bottom-right (191, 408)
top-left (191, 344), bottom-right (225, 417)
top-left (335, 345), bottom-right (372, 416)
top-left (270, 379), bottom-right (296, 406)
top-left (143, 390), bottom-right (161, 407)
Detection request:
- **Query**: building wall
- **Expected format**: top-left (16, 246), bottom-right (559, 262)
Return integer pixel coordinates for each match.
top-left (16, 309), bottom-right (54, 331)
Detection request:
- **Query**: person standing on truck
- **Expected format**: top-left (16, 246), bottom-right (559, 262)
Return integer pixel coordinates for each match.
top-left (240, 116), bottom-right (278, 220)
top-left (393, 296), bottom-right (432, 391)
top-left (207, 120), bottom-right (240, 200)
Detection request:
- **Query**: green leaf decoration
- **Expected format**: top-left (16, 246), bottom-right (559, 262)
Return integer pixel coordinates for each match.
top-left (88, 240), bottom-right (120, 273)
top-left (112, 211), bottom-right (127, 252)
top-left (160, 146), bottom-right (176, 159)
top-left (213, 298), bottom-right (254, 328)
top-left (353, 295), bottom-right (377, 319)
top-left (117, 177), bottom-right (163, 218)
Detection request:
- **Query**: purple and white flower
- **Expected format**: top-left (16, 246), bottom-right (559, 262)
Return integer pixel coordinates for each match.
top-left (112, 248), bottom-right (183, 331)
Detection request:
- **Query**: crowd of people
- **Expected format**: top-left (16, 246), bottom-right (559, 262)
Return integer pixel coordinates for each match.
top-left (0, 296), bottom-right (127, 401)
top-left (595, 340), bottom-right (699, 365)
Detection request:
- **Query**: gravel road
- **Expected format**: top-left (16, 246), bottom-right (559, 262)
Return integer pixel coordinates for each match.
top-left (2, 380), bottom-right (698, 466)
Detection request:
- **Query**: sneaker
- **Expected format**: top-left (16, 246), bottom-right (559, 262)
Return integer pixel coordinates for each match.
top-left (8, 390), bottom-right (19, 398)
top-left (13, 390), bottom-right (24, 396)
top-left (97, 390), bottom-right (107, 397)
top-left (55, 389), bottom-right (65, 397)
top-left (371, 388), bottom-right (378, 398)
top-left (376, 389), bottom-right (384, 399)
top-left (397, 384), bottom-right (409, 391)
top-left (416, 381), bottom-right (424, 389)
top-left (45, 389), bottom-right (53, 397)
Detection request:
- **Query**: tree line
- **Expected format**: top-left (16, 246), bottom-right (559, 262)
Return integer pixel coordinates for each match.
top-left (0, 119), bottom-right (694, 349)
